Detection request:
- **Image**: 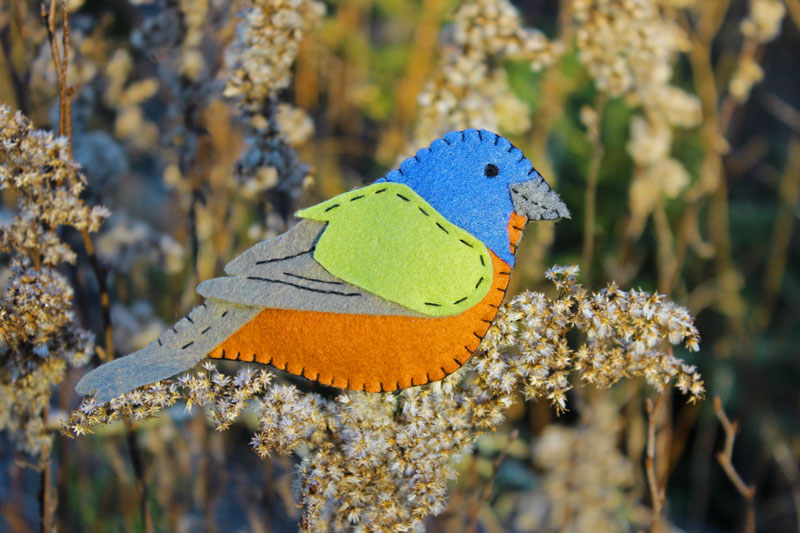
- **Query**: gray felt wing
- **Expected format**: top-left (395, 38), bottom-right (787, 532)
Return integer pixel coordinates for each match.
top-left (196, 219), bottom-right (421, 316)
top-left (75, 301), bottom-right (259, 403)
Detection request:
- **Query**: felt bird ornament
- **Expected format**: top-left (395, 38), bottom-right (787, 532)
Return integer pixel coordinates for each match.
top-left (77, 129), bottom-right (570, 403)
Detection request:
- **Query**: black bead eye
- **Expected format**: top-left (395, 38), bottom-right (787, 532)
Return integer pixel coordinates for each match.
top-left (484, 163), bottom-right (499, 178)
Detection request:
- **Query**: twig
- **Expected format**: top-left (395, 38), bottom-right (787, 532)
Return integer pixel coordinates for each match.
top-left (713, 397), bottom-right (756, 533)
top-left (465, 429), bottom-right (519, 533)
top-left (646, 391), bottom-right (666, 533)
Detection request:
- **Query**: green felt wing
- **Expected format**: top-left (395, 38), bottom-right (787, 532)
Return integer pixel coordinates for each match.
top-left (296, 182), bottom-right (493, 317)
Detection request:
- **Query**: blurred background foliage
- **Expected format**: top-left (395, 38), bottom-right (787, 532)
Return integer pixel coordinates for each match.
top-left (0, 0), bottom-right (799, 531)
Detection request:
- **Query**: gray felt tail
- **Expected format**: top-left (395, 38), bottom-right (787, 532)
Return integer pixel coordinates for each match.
top-left (75, 300), bottom-right (260, 404)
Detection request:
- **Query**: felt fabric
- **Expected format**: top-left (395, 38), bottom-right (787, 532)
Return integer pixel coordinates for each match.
top-left (297, 183), bottom-right (493, 317)
top-left (509, 178), bottom-right (571, 221)
top-left (75, 301), bottom-right (260, 403)
top-left (208, 250), bottom-right (513, 392)
top-left (379, 128), bottom-right (550, 267)
top-left (76, 128), bottom-right (571, 401)
top-left (198, 219), bottom-right (422, 317)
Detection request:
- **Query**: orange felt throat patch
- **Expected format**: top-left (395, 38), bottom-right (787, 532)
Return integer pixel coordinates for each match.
top-left (207, 213), bottom-right (527, 392)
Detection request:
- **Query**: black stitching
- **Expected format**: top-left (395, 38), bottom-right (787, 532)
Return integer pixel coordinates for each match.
top-left (396, 381), bottom-right (401, 390)
top-left (221, 310), bottom-right (228, 317)
top-left (170, 327), bottom-right (177, 333)
top-left (473, 332), bottom-right (483, 340)
top-left (517, 154), bottom-right (525, 162)
top-left (512, 225), bottom-right (524, 231)
top-left (436, 222), bottom-right (449, 234)
top-left (283, 272), bottom-right (344, 285)
top-left (481, 318), bottom-right (492, 324)
top-left (186, 316), bottom-right (193, 324)
top-left (496, 287), bottom-right (505, 292)
top-left (489, 303), bottom-right (499, 309)
top-left (221, 349), bottom-right (225, 358)
top-left (426, 372), bottom-right (431, 382)
top-left (247, 276), bottom-right (360, 296)
top-left (324, 204), bottom-right (340, 212)
top-left (414, 154), bottom-right (420, 162)
top-left (424, 302), bottom-right (441, 307)
top-left (396, 193), bottom-right (410, 202)
top-left (498, 271), bottom-right (510, 276)
top-left (201, 326), bottom-right (211, 334)
top-left (494, 134), bottom-right (499, 145)
top-left (181, 342), bottom-right (194, 349)
top-left (255, 249), bottom-right (312, 265)
top-left (157, 338), bottom-right (162, 346)
top-left (528, 167), bottom-right (536, 175)
top-left (380, 382), bottom-right (385, 392)
top-left (376, 187), bottom-right (388, 193)
top-left (479, 255), bottom-right (485, 266)
top-left (459, 239), bottom-right (474, 248)
top-left (443, 138), bottom-right (451, 145)
top-left (441, 366), bottom-right (447, 375)
top-left (460, 131), bottom-right (466, 141)
top-left (475, 277), bottom-right (484, 288)
top-left (477, 130), bottom-right (483, 141)
top-left (349, 195), bottom-right (365, 201)
top-left (507, 146), bottom-right (514, 153)
top-left (453, 297), bottom-right (468, 304)
top-left (418, 207), bottom-right (429, 216)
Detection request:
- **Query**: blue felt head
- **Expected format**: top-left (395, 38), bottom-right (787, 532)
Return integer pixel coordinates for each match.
top-left (380, 129), bottom-right (569, 266)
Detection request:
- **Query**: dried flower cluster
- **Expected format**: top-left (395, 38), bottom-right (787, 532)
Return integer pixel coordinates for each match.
top-left (729, 0), bottom-right (785, 102)
top-left (65, 265), bottom-right (701, 530)
top-left (0, 105), bottom-right (107, 461)
top-left (412, 0), bottom-right (562, 147)
top-left (574, 0), bottom-right (702, 237)
top-left (224, 0), bottom-right (322, 222)
top-left (522, 400), bottom-right (647, 532)
top-left (224, 0), bottom-right (325, 108)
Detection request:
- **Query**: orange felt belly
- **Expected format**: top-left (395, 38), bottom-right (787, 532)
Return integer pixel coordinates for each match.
top-left (207, 250), bottom-right (512, 392)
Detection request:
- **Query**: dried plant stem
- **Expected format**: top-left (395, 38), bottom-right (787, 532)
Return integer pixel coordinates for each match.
top-left (125, 421), bottom-right (154, 533)
top-left (79, 229), bottom-right (113, 362)
top-left (646, 391), bottom-right (666, 533)
top-left (582, 93), bottom-right (606, 288)
top-left (466, 429), bottom-right (519, 533)
top-left (713, 397), bottom-right (756, 533)
top-left (40, 0), bottom-right (72, 154)
top-left (38, 406), bottom-right (53, 533)
top-left (786, 0), bottom-right (800, 28)
top-left (755, 135), bottom-right (800, 329)
top-left (40, 5), bottom-right (152, 531)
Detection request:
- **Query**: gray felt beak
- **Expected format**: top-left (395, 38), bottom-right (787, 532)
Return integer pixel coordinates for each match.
top-left (509, 178), bottom-right (571, 221)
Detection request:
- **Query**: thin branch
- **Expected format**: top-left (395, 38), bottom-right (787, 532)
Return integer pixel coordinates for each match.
top-left (646, 391), bottom-right (666, 533)
top-left (60, 0), bottom-right (72, 157)
top-left (713, 397), bottom-right (756, 533)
